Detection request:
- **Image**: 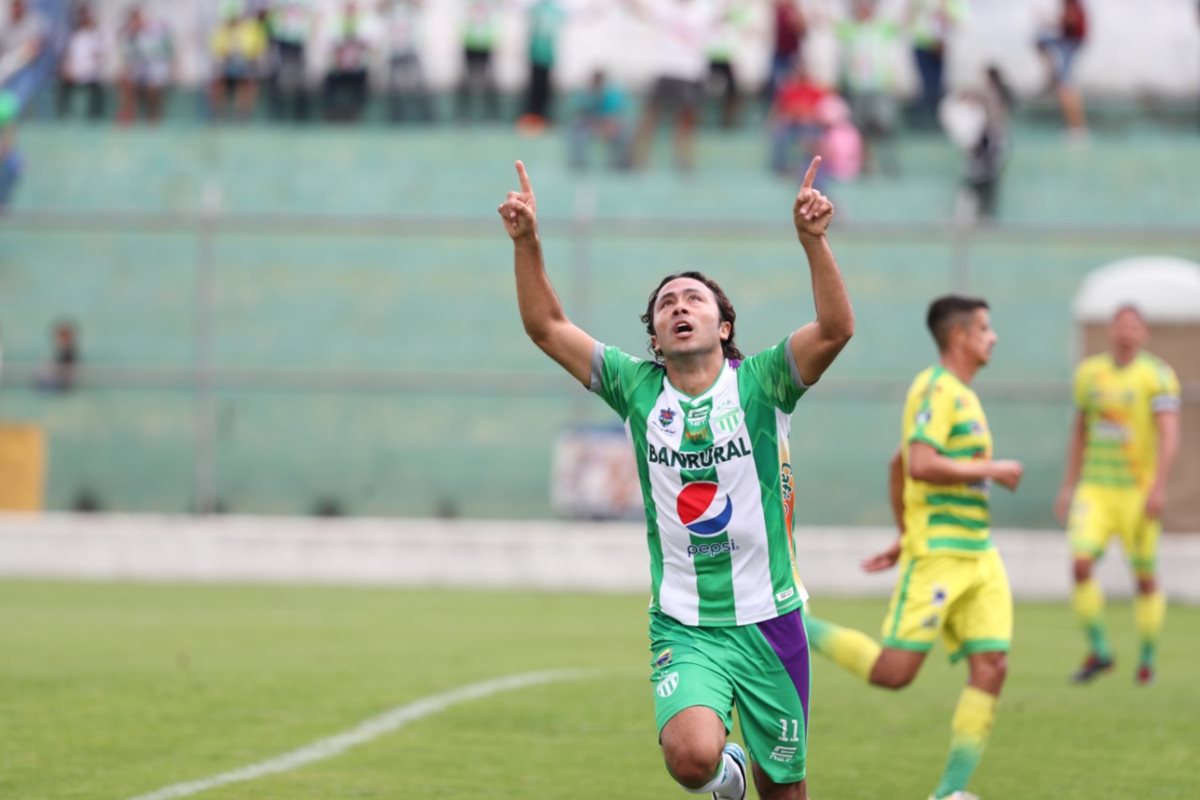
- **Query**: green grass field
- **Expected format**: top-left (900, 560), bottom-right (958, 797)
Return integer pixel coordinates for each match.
top-left (2, 581), bottom-right (1196, 799)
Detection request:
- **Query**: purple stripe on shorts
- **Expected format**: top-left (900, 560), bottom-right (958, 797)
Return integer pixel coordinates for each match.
top-left (756, 609), bottom-right (811, 728)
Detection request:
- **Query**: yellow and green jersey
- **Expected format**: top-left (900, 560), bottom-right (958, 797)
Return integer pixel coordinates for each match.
top-left (901, 366), bottom-right (994, 558)
top-left (1074, 352), bottom-right (1180, 492)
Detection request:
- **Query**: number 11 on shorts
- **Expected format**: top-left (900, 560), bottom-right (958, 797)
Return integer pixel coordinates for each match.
top-left (778, 718), bottom-right (801, 742)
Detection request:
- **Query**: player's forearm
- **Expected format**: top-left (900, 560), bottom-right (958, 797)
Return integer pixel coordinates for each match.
top-left (888, 450), bottom-right (905, 532)
top-left (513, 236), bottom-right (569, 342)
top-left (910, 453), bottom-right (994, 486)
top-left (800, 234), bottom-right (854, 346)
top-left (1059, 413), bottom-right (1086, 490)
top-left (1151, 412), bottom-right (1181, 491)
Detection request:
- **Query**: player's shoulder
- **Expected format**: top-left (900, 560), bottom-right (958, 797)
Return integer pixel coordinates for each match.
top-left (1073, 353), bottom-right (1111, 385)
top-left (910, 364), bottom-right (961, 400)
top-left (1136, 351), bottom-right (1176, 376)
top-left (1076, 352), bottom-right (1109, 374)
top-left (600, 343), bottom-right (665, 382)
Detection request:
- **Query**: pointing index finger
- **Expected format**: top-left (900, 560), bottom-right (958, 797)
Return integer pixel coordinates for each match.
top-left (801, 156), bottom-right (822, 190)
top-left (515, 160), bottom-right (533, 195)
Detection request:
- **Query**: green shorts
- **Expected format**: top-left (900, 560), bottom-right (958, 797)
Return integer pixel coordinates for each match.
top-left (648, 608), bottom-right (811, 784)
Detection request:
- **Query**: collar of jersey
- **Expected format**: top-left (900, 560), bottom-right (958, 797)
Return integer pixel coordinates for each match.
top-left (665, 360), bottom-right (729, 403)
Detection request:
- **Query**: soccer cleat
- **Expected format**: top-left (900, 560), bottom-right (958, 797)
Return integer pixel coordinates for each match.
top-left (928, 793), bottom-right (980, 800)
top-left (1070, 653), bottom-right (1114, 684)
top-left (1136, 664), bottom-right (1155, 686)
top-left (714, 742), bottom-right (747, 800)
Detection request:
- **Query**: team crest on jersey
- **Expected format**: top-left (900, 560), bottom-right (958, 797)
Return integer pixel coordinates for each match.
top-left (712, 406), bottom-right (743, 433)
top-left (915, 409), bottom-right (932, 426)
top-left (658, 408), bottom-right (677, 429)
top-left (677, 482), bottom-right (733, 538)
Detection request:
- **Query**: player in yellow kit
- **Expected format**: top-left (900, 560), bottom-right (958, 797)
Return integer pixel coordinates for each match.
top-left (806, 295), bottom-right (1024, 800)
top-left (1055, 305), bottom-right (1181, 685)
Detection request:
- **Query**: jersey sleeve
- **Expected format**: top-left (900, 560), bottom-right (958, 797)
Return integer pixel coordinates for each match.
top-left (1072, 363), bottom-right (1090, 410)
top-left (908, 375), bottom-right (955, 452)
top-left (738, 335), bottom-right (808, 414)
top-left (1150, 361), bottom-right (1182, 414)
top-left (589, 342), bottom-right (656, 421)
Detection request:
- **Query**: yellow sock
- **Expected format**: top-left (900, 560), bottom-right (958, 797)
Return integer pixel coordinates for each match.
top-left (1134, 591), bottom-right (1165, 666)
top-left (1072, 578), bottom-right (1111, 660)
top-left (933, 686), bottom-right (997, 798)
top-left (806, 615), bottom-right (882, 682)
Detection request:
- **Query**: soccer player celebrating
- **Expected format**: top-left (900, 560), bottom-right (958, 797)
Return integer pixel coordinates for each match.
top-left (499, 157), bottom-right (852, 800)
top-left (1055, 305), bottom-right (1181, 685)
top-left (804, 295), bottom-right (1024, 800)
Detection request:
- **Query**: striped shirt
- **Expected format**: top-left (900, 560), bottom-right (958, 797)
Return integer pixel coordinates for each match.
top-left (1075, 352), bottom-right (1180, 492)
top-left (901, 365), bottom-right (993, 558)
top-left (590, 337), bottom-right (808, 627)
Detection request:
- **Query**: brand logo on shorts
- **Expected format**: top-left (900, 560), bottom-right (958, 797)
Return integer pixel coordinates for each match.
top-left (654, 648), bottom-right (673, 668)
top-left (677, 482), bottom-right (733, 538)
top-left (656, 671), bottom-right (680, 698)
top-left (769, 745), bottom-right (798, 763)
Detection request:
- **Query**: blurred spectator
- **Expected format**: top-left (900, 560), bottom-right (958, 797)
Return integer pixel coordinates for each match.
top-left (322, 1), bottom-right (372, 123)
top-left (267, 0), bottom-right (315, 121)
top-left (623, 0), bottom-right (726, 172)
top-left (209, 5), bottom-right (269, 121)
top-left (381, 0), bottom-right (433, 123)
top-left (814, 93), bottom-right (863, 183)
top-left (837, 0), bottom-right (901, 175)
top-left (456, 0), bottom-right (503, 123)
top-left (941, 66), bottom-right (1013, 220)
top-left (116, 5), bottom-right (176, 125)
top-left (518, 0), bottom-right (599, 132)
top-left (38, 319), bottom-right (79, 392)
top-left (1036, 0), bottom-right (1088, 138)
top-left (0, 0), bottom-right (50, 106)
top-left (905, 0), bottom-right (967, 129)
top-left (57, 4), bottom-right (105, 120)
top-left (706, 1), bottom-right (753, 129)
top-left (768, 56), bottom-right (825, 178)
top-left (766, 0), bottom-right (806, 103)
top-left (0, 89), bottom-right (19, 212)
top-left (567, 69), bottom-right (632, 171)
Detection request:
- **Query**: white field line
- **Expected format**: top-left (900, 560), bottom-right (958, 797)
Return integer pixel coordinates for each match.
top-left (122, 669), bottom-right (597, 800)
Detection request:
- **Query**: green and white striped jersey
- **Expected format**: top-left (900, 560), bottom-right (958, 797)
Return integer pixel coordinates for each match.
top-left (590, 336), bottom-right (809, 627)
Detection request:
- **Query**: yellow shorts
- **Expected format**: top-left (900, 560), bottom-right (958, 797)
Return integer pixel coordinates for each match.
top-left (1068, 484), bottom-right (1159, 576)
top-left (881, 548), bottom-right (1012, 663)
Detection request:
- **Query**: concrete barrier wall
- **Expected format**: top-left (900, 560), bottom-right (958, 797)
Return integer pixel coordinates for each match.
top-left (2, 514), bottom-right (1198, 603)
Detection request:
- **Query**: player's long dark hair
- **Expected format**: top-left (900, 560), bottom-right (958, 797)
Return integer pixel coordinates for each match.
top-left (641, 271), bottom-right (745, 363)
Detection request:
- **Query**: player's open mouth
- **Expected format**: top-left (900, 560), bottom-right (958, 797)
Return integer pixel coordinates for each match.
top-left (673, 321), bottom-right (694, 336)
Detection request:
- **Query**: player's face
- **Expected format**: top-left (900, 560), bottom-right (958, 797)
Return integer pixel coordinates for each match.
top-left (650, 277), bottom-right (730, 360)
top-left (1109, 309), bottom-right (1148, 359)
top-left (961, 308), bottom-right (997, 367)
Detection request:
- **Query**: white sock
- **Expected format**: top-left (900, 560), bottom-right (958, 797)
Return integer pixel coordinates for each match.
top-left (689, 750), bottom-right (744, 799)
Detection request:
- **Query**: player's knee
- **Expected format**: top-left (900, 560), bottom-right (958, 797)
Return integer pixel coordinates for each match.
top-left (871, 666), bottom-right (916, 690)
top-left (971, 654), bottom-right (1008, 692)
top-left (1072, 558), bottom-right (1093, 583)
top-left (663, 742), bottom-right (723, 789)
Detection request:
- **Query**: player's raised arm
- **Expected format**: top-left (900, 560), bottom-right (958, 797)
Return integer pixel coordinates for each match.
top-left (499, 161), bottom-right (596, 387)
top-left (788, 157), bottom-right (854, 386)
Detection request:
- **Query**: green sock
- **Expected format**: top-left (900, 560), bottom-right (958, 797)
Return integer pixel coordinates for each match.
top-left (1073, 579), bottom-right (1111, 660)
top-left (1134, 591), bottom-right (1165, 668)
top-left (933, 686), bottom-right (997, 798)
